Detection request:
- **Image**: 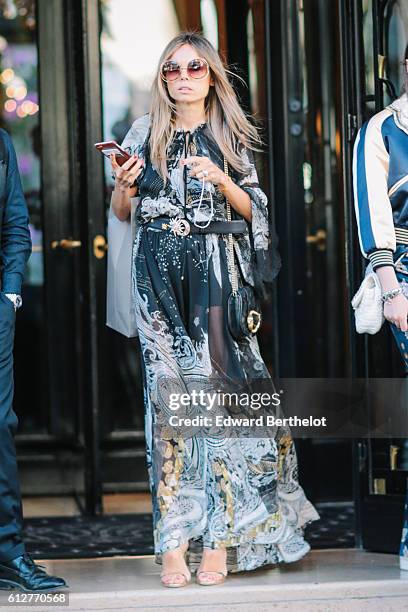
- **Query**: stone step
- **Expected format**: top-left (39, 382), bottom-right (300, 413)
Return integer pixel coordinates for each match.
top-left (1, 549), bottom-right (408, 611)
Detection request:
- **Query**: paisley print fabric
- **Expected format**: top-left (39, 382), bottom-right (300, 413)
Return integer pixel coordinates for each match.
top-left (121, 114), bottom-right (281, 299)
top-left (120, 115), bottom-right (320, 572)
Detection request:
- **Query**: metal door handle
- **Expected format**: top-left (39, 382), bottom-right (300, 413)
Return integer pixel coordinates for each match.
top-left (51, 238), bottom-right (82, 250)
top-left (306, 229), bottom-right (326, 251)
top-left (390, 445), bottom-right (399, 471)
top-left (93, 235), bottom-right (108, 259)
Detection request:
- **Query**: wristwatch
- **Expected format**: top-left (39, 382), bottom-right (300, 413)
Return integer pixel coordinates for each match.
top-left (4, 293), bottom-right (23, 311)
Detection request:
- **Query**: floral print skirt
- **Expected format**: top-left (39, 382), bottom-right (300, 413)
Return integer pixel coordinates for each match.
top-left (132, 216), bottom-right (320, 573)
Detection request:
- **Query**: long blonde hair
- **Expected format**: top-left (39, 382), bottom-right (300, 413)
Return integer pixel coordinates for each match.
top-left (149, 31), bottom-right (262, 180)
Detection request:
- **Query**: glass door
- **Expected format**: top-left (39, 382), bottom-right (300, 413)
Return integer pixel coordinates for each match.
top-left (93, 0), bottom-right (352, 508)
top-left (94, 0), bottom-right (280, 500)
top-left (94, 0), bottom-right (182, 501)
top-left (0, 2), bottom-right (46, 421)
top-left (340, 0), bottom-right (408, 552)
top-left (266, 0), bottom-right (352, 505)
top-left (0, 0), bottom-right (87, 506)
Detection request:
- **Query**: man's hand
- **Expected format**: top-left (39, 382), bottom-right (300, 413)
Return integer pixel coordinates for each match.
top-left (4, 293), bottom-right (21, 311)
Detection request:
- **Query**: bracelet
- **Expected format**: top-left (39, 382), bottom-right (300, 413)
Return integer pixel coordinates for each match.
top-left (381, 288), bottom-right (402, 303)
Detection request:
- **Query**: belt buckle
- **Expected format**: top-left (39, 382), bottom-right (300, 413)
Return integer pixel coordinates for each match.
top-left (169, 217), bottom-right (191, 236)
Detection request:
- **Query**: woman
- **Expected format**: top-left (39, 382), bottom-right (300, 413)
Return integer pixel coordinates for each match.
top-left (352, 46), bottom-right (408, 570)
top-left (110, 31), bottom-right (319, 587)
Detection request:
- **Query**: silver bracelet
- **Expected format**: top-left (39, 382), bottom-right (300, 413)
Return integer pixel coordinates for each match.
top-left (381, 288), bottom-right (402, 303)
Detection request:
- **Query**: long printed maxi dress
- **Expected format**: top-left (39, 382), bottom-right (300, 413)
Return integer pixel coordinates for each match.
top-left (121, 114), bottom-right (320, 573)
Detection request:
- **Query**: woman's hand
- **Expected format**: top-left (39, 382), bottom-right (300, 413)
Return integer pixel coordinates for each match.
top-left (383, 294), bottom-right (408, 332)
top-left (110, 153), bottom-right (144, 221)
top-left (376, 265), bottom-right (408, 332)
top-left (111, 153), bottom-right (144, 192)
top-left (182, 155), bottom-right (229, 189)
top-left (181, 155), bottom-right (252, 223)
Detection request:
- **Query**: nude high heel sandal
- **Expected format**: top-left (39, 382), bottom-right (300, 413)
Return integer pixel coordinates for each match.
top-left (160, 542), bottom-right (191, 588)
top-left (196, 547), bottom-right (228, 586)
top-left (196, 568), bottom-right (227, 586)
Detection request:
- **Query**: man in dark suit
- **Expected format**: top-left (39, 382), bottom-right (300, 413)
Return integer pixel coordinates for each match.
top-left (0, 129), bottom-right (68, 591)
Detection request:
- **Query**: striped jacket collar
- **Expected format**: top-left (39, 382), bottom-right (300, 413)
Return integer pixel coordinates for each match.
top-left (388, 91), bottom-right (408, 136)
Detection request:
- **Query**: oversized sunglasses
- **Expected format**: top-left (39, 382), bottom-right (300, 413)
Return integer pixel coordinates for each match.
top-left (160, 58), bottom-right (210, 82)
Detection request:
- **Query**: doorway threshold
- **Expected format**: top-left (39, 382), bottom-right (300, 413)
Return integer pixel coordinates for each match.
top-left (2, 550), bottom-right (406, 611)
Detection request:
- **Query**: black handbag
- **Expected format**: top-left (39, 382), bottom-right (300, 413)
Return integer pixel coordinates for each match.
top-left (223, 157), bottom-right (263, 340)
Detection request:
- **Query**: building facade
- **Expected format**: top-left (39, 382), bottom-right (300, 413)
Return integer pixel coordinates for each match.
top-left (0, 0), bottom-right (406, 553)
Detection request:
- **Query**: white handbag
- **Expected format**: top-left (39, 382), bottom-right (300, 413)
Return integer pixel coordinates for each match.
top-left (106, 197), bottom-right (140, 338)
top-left (351, 262), bottom-right (385, 335)
top-left (351, 252), bottom-right (408, 334)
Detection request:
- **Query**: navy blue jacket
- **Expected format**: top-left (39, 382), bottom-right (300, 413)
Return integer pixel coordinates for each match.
top-left (0, 128), bottom-right (32, 295)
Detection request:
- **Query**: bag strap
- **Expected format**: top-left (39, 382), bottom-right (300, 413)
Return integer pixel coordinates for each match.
top-left (223, 156), bottom-right (239, 295)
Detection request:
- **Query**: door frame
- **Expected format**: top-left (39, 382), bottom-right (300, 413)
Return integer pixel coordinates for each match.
top-left (14, 0), bottom-right (102, 513)
top-left (338, 0), bottom-right (407, 553)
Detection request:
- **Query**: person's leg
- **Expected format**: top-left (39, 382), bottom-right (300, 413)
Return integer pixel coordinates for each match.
top-left (389, 321), bottom-right (408, 375)
top-left (0, 296), bottom-right (26, 562)
top-left (400, 495), bottom-right (408, 570)
top-left (388, 319), bottom-right (408, 568)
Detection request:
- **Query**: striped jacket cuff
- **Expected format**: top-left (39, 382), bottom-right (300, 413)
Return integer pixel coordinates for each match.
top-left (367, 249), bottom-right (395, 270)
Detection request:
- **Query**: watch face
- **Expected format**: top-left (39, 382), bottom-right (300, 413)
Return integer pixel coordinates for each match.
top-left (15, 296), bottom-right (22, 309)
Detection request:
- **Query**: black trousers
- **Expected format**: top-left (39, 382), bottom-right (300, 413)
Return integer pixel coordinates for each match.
top-left (0, 293), bottom-right (25, 561)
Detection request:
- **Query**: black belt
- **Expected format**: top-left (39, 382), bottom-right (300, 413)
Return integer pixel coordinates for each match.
top-left (143, 217), bottom-right (248, 236)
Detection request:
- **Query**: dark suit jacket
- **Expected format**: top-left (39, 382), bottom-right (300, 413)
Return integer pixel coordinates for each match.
top-left (0, 129), bottom-right (32, 295)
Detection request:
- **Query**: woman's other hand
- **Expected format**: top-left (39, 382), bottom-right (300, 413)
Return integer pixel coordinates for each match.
top-left (182, 155), bottom-right (229, 189)
top-left (182, 155), bottom-right (252, 222)
top-left (383, 294), bottom-right (408, 332)
top-left (376, 265), bottom-right (408, 332)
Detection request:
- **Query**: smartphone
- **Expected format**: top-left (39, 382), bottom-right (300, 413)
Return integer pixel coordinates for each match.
top-left (94, 140), bottom-right (135, 166)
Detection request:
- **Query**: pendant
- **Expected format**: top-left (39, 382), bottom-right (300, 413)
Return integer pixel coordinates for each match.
top-left (169, 217), bottom-right (191, 236)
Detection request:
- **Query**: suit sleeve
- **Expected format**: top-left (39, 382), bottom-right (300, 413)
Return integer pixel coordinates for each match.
top-left (352, 115), bottom-right (395, 270)
top-left (110, 114), bottom-right (150, 185)
top-left (1, 131), bottom-right (32, 294)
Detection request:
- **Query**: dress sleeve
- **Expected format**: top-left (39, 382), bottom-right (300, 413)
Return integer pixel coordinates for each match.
top-left (233, 145), bottom-right (281, 299)
top-left (352, 113), bottom-right (395, 270)
top-left (110, 113), bottom-right (150, 185)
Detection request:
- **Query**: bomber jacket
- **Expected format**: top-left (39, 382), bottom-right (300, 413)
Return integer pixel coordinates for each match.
top-left (0, 129), bottom-right (32, 294)
top-left (353, 91), bottom-right (408, 270)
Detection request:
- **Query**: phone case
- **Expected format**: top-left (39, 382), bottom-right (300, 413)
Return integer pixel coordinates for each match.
top-left (95, 141), bottom-right (131, 166)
